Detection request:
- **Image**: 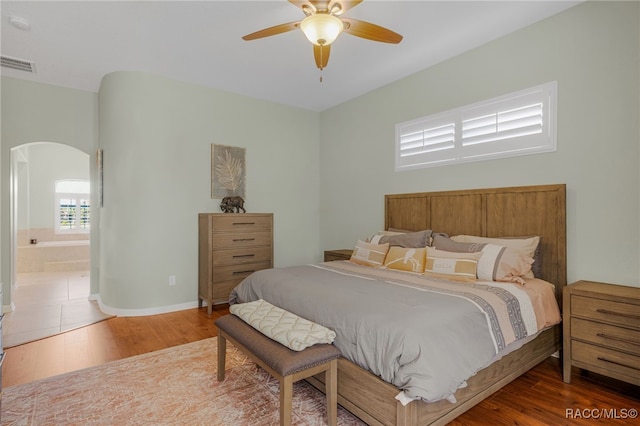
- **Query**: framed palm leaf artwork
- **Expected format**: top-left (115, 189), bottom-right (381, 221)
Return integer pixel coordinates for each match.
top-left (211, 144), bottom-right (246, 199)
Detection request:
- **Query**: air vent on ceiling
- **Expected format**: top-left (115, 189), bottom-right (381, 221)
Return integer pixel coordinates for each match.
top-left (1, 55), bottom-right (36, 73)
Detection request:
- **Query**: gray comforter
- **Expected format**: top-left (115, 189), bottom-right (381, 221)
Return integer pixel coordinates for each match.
top-left (229, 261), bottom-right (539, 403)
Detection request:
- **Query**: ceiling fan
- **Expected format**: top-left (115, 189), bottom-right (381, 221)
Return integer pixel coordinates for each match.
top-left (242, 0), bottom-right (403, 75)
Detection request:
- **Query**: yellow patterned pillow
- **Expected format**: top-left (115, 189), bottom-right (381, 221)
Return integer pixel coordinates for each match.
top-left (425, 247), bottom-right (481, 279)
top-left (383, 247), bottom-right (427, 273)
top-left (350, 240), bottom-right (390, 267)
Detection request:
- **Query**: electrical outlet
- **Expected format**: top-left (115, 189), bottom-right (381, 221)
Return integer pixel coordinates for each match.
top-left (169, 275), bottom-right (176, 286)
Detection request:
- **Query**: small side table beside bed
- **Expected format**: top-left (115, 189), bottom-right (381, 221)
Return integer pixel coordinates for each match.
top-left (323, 249), bottom-right (353, 262)
top-left (563, 280), bottom-right (640, 386)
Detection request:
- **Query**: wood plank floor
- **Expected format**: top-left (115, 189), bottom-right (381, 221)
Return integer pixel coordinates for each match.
top-left (3, 306), bottom-right (639, 425)
top-left (2, 305), bottom-right (229, 387)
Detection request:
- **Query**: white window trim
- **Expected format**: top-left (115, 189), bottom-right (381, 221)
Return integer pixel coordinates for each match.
top-left (55, 180), bottom-right (90, 234)
top-left (395, 81), bottom-right (557, 171)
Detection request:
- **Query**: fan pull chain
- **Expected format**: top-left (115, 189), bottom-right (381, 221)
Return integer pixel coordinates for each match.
top-left (319, 46), bottom-right (324, 83)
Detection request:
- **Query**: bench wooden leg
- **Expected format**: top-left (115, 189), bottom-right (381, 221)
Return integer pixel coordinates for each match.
top-left (326, 359), bottom-right (338, 426)
top-left (217, 333), bottom-right (227, 381)
top-left (280, 375), bottom-right (293, 426)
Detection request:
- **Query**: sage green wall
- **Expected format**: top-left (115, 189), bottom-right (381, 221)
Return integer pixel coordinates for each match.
top-left (2, 1), bottom-right (637, 313)
top-left (98, 72), bottom-right (319, 311)
top-left (319, 1), bottom-right (640, 287)
top-left (1, 77), bottom-right (99, 308)
top-left (25, 143), bottom-right (89, 230)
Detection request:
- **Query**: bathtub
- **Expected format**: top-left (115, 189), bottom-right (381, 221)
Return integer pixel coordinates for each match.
top-left (18, 239), bottom-right (90, 273)
top-left (36, 240), bottom-right (90, 248)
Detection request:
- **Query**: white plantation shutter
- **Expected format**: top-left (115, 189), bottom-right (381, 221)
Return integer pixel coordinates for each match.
top-left (55, 180), bottom-right (90, 233)
top-left (396, 112), bottom-right (457, 169)
top-left (395, 82), bottom-right (557, 170)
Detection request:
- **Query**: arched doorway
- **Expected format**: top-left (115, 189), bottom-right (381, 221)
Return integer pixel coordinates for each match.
top-left (4, 142), bottom-right (107, 347)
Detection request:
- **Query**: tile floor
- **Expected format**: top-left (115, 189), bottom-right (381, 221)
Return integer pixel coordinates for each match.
top-left (2, 271), bottom-right (113, 348)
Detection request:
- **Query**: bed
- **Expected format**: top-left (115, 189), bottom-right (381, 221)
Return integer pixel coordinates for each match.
top-left (230, 184), bottom-right (566, 426)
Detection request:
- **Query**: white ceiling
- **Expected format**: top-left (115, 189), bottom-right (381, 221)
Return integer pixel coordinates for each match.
top-left (1, 1), bottom-right (582, 112)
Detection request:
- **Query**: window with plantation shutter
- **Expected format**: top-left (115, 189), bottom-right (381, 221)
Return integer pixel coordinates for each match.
top-left (55, 180), bottom-right (90, 234)
top-left (395, 82), bottom-right (557, 171)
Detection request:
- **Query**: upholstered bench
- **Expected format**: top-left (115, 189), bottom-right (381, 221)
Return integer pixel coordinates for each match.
top-left (215, 314), bottom-right (340, 426)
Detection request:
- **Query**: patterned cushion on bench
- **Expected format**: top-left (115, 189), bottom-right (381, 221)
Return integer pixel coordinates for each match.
top-left (230, 299), bottom-right (336, 351)
top-left (215, 315), bottom-right (341, 376)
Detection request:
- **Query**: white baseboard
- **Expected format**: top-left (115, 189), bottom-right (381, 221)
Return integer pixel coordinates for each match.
top-left (93, 294), bottom-right (200, 317)
top-left (2, 302), bottom-right (16, 314)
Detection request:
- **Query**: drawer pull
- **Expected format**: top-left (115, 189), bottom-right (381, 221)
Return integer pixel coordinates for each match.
top-left (596, 333), bottom-right (640, 347)
top-left (596, 309), bottom-right (640, 321)
top-left (233, 222), bottom-right (256, 225)
top-left (233, 238), bottom-right (256, 242)
top-left (597, 356), bottom-right (640, 372)
top-left (233, 270), bottom-right (256, 275)
top-left (232, 254), bottom-right (255, 259)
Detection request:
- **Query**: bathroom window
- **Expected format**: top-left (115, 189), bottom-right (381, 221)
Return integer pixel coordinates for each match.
top-left (55, 180), bottom-right (90, 233)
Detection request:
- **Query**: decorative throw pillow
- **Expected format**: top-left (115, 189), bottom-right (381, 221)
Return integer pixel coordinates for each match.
top-left (425, 247), bottom-right (481, 279)
top-left (433, 235), bottom-right (535, 283)
top-left (450, 234), bottom-right (540, 278)
top-left (433, 234), bottom-right (486, 253)
top-left (383, 247), bottom-right (427, 273)
top-left (477, 244), bottom-right (534, 285)
top-left (371, 230), bottom-right (432, 248)
top-left (371, 230), bottom-right (407, 237)
top-left (350, 240), bottom-right (390, 267)
top-left (450, 234), bottom-right (539, 258)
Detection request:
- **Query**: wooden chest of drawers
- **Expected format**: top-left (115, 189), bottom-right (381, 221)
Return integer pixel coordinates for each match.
top-left (198, 213), bottom-right (273, 314)
top-left (563, 280), bottom-right (640, 385)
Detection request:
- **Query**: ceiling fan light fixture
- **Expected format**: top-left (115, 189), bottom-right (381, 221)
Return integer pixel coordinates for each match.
top-left (300, 14), bottom-right (344, 46)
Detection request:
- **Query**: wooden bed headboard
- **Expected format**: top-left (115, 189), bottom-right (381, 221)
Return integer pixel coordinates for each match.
top-left (385, 184), bottom-right (566, 303)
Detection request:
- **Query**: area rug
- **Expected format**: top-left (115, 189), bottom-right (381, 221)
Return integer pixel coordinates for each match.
top-left (1, 338), bottom-right (366, 425)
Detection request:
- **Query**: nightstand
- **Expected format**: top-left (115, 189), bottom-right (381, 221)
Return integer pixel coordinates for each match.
top-left (563, 280), bottom-right (640, 386)
top-left (324, 249), bottom-right (353, 262)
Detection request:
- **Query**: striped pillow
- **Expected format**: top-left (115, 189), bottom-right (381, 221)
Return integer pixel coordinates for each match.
top-left (477, 244), bottom-right (534, 285)
top-left (450, 234), bottom-right (540, 278)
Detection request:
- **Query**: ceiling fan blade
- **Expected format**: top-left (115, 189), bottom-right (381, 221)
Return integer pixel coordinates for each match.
top-left (313, 44), bottom-right (331, 69)
top-left (242, 21), bottom-right (300, 41)
top-left (342, 18), bottom-right (403, 44)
